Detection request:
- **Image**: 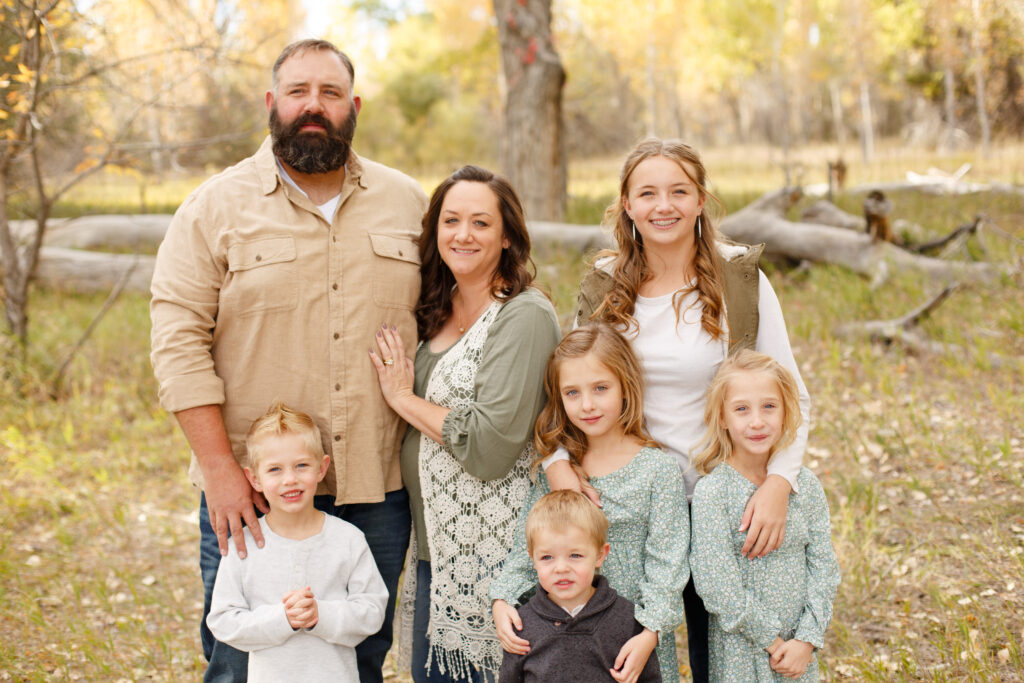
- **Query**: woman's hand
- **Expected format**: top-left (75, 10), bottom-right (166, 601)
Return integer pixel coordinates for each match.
top-left (545, 458), bottom-right (602, 507)
top-left (769, 639), bottom-right (815, 678)
top-left (492, 600), bottom-right (530, 655)
top-left (739, 474), bottom-right (791, 558)
top-left (368, 323), bottom-right (416, 411)
top-left (610, 628), bottom-right (658, 683)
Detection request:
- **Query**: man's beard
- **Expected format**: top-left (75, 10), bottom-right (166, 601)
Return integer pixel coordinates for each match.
top-left (269, 105), bottom-right (357, 174)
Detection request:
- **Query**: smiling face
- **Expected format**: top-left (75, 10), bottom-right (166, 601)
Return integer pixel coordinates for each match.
top-left (436, 180), bottom-right (510, 284)
top-left (245, 433), bottom-right (330, 515)
top-left (722, 369), bottom-right (785, 467)
top-left (623, 155), bottom-right (706, 254)
top-left (557, 352), bottom-right (626, 444)
top-left (529, 524), bottom-right (610, 613)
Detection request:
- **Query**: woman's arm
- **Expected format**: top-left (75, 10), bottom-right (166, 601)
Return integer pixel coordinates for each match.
top-left (439, 293), bottom-right (562, 481)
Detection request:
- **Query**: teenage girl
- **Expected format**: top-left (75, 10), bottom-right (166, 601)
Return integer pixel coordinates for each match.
top-left (490, 322), bottom-right (689, 683)
top-left (690, 350), bottom-right (839, 682)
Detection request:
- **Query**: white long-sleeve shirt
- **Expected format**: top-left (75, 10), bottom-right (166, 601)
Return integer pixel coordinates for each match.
top-left (631, 270), bottom-right (809, 496)
top-left (207, 514), bottom-right (388, 683)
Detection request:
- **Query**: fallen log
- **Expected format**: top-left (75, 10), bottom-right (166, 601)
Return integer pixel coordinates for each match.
top-left (833, 285), bottom-right (1006, 367)
top-left (2, 182), bottom-right (1007, 296)
top-left (31, 247), bottom-right (155, 294)
top-left (719, 189), bottom-right (998, 284)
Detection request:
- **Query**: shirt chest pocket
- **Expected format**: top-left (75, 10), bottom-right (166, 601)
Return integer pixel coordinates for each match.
top-left (225, 236), bottom-right (298, 316)
top-left (369, 233), bottom-right (420, 310)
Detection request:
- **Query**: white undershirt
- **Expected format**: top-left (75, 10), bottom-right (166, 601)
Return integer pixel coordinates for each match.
top-left (276, 159), bottom-right (341, 220)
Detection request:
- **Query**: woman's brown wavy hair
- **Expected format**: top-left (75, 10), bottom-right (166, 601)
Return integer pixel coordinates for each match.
top-left (591, 138), bottom-right (727, 340)
top-left (533, 322), bottom-right (661, 478)
top-left (416, 165), bottom-right (535, 340)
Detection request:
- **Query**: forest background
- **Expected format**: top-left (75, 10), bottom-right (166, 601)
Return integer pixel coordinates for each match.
top-left (2, 0), bottom-right (1023, 681)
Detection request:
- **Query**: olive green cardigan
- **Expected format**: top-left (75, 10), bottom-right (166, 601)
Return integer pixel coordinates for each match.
top-left (573, 242), bottom-right (765, 352)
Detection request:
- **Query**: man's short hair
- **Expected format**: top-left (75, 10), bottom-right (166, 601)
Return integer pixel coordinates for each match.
top-left (525, 490), bottom-right (609, 555)
top-left (271, 39), bottom-right (355, 89)
top-left (245, 401), bottom-right (324, 469)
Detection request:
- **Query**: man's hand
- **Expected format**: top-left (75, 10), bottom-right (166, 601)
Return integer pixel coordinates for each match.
top-left (739, 474), bottom-right (791, 558)
top-left (769, 639), bottom-right (814, 678)
top-left (492, 600), bottom-right (530, 655)
top-left (283, 587), bottom-right (319, 630)
top-left (610, 628), bottom-right (658, 683)
top-left (176, 405), bottom-right (267, 558)
top-left (206, 460), bottom-right (267, 559)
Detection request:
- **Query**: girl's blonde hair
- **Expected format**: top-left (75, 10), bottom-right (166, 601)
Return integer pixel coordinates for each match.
top-left (245, 401), bottom-right (325, 469)
top-left (590, 137), bottom-right (727, 340)
top-left (692, 350), bottom-right (802, 475)
top-left (533, 322), bottom-right (660, 477)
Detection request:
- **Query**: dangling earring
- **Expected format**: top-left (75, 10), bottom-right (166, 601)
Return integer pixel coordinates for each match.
top-left (631, 221), bottom-right (638, 242)
top-left (696, 215), bottom-right (703, 240)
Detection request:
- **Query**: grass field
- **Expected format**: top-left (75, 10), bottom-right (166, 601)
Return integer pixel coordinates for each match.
top-left (2, 144), bottom-right (1023, 681)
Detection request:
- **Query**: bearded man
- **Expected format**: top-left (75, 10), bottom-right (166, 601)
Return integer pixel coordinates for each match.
top-left (151, 39), bottom-right (427, 683)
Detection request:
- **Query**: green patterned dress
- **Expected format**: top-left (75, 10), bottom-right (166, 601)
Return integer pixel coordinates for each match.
top-left (691, 464), bottom-right (840, 682)
top-left (490, 446), bottom-right (690, 682)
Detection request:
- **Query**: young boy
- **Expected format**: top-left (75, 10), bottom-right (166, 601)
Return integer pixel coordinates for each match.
top-left (207, 402), bottom-right (388, 683)
top-left (497, 490), bottom-right (661, 682)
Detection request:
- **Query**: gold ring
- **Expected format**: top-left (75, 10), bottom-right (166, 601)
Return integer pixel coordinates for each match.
top-left (383, 358), bottom-right (394, 366)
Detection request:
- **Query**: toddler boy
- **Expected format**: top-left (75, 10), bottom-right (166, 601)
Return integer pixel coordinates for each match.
top-left (497, 490), bottom-right (661, 682)
top-left (207, 402), bottom-right (388, 683)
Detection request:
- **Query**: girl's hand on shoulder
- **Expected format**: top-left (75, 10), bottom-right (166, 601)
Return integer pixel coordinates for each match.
top-left (739, 474), bottom-right (791, 558)
top-left (610, 628), bottom-right (658, 683)
top-left (769, 639), bottom-right (815, 678)
top-left (492, 600), bottom-right (530, 655)
top-left (545, 458), bottom-right (602, 507)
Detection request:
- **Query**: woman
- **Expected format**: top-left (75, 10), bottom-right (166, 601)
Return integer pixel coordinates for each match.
top-left (543, 138), bottom-right (810, 682)
top-left (370, 165), bottom-right (561, 682)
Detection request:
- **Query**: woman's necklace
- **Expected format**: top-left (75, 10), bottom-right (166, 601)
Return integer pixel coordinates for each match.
top-left (455, 291), bottom-right (491, 335)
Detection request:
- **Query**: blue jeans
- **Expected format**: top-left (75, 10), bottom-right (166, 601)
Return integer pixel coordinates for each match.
top-left (411, 560), bottom-right (489, 683)
top-left (199, 488), bottom-right (411, 683)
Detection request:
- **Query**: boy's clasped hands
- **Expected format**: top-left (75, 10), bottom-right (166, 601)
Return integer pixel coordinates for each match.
top-left (283, 586), bottom-right (319, 631)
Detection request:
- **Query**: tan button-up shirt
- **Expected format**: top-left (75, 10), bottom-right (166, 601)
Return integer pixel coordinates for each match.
top-left (150, 137), bottom-right (428, 504)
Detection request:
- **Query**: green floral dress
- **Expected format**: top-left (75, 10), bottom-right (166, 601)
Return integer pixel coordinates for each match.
top-left (691, 464), bottom-right (840, 682)
top-left (490, 446), bottom-right (689, 682)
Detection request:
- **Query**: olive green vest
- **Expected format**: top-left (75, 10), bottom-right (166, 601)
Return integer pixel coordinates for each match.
top-left (574, 243), bottom-right (765, 353)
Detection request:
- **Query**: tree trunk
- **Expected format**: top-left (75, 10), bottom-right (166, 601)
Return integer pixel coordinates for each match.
top-left (492, 0), bottom-right (567, 221)
top-left (971, 0), bottom-right (991, 154)
top-left (830, 80), bottom-right (846, 149)
top-left (859, 81), bottom-right (874, 163)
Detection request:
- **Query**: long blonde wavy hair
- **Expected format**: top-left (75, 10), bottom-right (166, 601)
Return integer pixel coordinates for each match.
top-left (591, 138), bottom-right (727, 339)
top-left (691, 350), bottom-right (802, 476)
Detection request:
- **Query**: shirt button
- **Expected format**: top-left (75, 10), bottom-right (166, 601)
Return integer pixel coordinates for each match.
top-left (332, 283), bottom-right (338, 290)
top-left (255, 255), bottom-right (262, 261)
top-left (333, 332), bottom-right (339, 339)
top-left (335, 383), bottom-right (341, 391)
top-left (334, 435), bottom-right (341, 442)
